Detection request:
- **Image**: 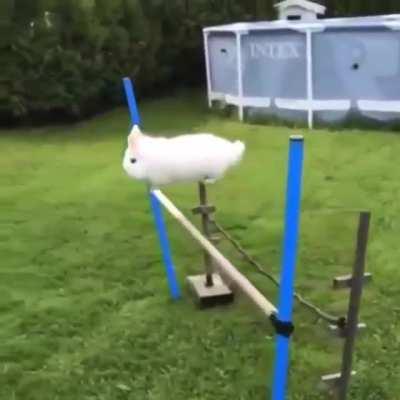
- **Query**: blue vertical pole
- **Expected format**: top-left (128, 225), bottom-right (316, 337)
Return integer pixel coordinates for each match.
top-left (149, 191), bottom-right (181, 300)
top-left (122, 77), bottom-right (181, 300)
top-left (123, 77), bottom-right (141, 126)
top-left (272, 135), bottom-right (304, 400)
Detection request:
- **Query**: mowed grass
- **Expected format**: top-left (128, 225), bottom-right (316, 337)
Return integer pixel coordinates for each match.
top-left (1, 91), bottom-right (400, 400)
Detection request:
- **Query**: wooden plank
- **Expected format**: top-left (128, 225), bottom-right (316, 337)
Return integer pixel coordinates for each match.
top-left (153, 189), bottom-right (278, 318)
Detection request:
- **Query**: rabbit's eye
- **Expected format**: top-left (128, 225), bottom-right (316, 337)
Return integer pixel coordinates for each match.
top-left (130, 158), bottom-right (137, 164)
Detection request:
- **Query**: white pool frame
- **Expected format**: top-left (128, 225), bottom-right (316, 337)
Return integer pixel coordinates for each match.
top-left (203, 15), bottom-right (400, 128)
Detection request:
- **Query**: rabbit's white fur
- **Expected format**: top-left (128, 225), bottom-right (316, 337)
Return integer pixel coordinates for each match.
top-left (122, 125), bottom-right (245, 186)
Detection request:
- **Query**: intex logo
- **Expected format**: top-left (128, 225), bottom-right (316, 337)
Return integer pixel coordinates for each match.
top-left (249, 42), bottom-right (303, 60)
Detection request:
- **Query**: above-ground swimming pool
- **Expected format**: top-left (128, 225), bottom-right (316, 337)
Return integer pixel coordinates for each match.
top-left (203, 15), bottom-right (400, 127)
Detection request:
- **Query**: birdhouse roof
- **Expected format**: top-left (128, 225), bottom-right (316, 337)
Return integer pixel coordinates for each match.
top-left (274, 0), bottom-right (326, 15)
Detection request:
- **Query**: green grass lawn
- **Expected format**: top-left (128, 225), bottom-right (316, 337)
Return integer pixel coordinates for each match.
top-left (1, 91), bottom-right (400, 400)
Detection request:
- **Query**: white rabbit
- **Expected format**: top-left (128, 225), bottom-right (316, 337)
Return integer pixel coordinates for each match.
top-left (122, 125), bottom-right (245, 187)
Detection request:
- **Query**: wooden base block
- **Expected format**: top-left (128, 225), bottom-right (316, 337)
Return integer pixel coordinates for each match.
top-left (187, 274), bottom-right (234, 308)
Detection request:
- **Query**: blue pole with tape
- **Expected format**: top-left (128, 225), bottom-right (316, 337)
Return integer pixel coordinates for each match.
top-left (271, 135), bottom-right (304, 400)
top-left (122, 77), bottom-right (181, 300)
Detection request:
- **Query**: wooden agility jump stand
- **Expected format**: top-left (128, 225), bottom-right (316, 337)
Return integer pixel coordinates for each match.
top-left (322, 212), bottom-right (371, 400)
top-left (123, 76), bottom-right (304, 400)
top-left (187, 182), bottom-right (234, 308)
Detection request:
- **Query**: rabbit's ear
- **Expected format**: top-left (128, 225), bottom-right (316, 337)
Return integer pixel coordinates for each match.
top-left (128, 135), bottom-right (140, 154)
top-left (127, 125), bottom-right (142, 153)
top-left (130, 125), bottom-right (142, 136)
top-left (127, 125), bottom-right (142, 142)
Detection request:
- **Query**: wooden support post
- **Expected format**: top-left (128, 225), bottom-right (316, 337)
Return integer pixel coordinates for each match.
top-left (189, 183), bottom-right (234, 307)
top-left (337, 211), bottom-right (371, 400)
top-left (198, 182), bottom-right (214, 287)
top-left (322, 212), bottom-right (371, 397)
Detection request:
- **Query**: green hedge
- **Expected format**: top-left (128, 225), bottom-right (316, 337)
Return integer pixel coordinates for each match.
top-left (0, 0), bottom-right (258, 125)
top-left (1, 0), bottom-right (397, 126)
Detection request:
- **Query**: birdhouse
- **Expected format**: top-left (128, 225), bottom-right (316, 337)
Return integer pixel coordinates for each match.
top-left (274, 0), bottom-right (326, 21)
